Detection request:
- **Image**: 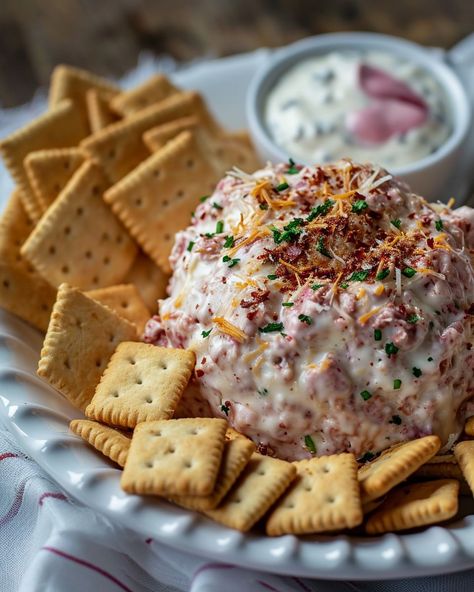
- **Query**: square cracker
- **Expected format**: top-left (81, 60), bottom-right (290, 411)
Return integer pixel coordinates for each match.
top-left (104, 130), bottom-right (216, 273)
top-left (85, 341), bottom-right (195, 428)
top-left (37, 283), bottom-right (137, 411)
top-left (21, 160), bottom-right (137, 290)
top-left (81, 91), bottom-right (209, 184)
top-left (0, 262), bottom-right (56, 332)
top-left (124, 249), bottom-right (169, 312)
top-left (121, 418), bottom-right (227, 496)
top-left (70, 418), bottom-right (131, 468)
top-left (49, 64), bottom-right (119, 133)
top-left (25, 148), bottom-right (85, 212)
top-left (465, 417), bottom-right (474, 437)
top-left (0, 99), bottom-right (89, 222)
top-left (454, 441), bottom-right (474, 495)
top-left (169, 430), bottom-right (255, 511)
top-left (266, 454), bottom-right (363, 536)
top-left (204, 453), bottom-right (296, 532)
top-left (86, 89), bottom-right (121, 133)
top-left (110, 74), bottom-right (178, 117)
top-left (86, 284), bottom-right (150, 333)
top-left (365, 479), bottom-right (459, 534)
top-left (0, 189), bottom-right (35, 271)
top-left (358, 435), bottom-right (441, 503)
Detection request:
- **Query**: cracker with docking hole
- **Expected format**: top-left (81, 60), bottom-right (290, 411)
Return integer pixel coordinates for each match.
top-left (124, 249), bottom-right (170, 311)
top-left (104, 130), bottom-right (216, 273)
top-left (25, 148), bottom-right (86, 212)
top-left (465, 417), bottom-right (474, 437)
top-left (37, 283), bottom-right (137, 411)
top-left (454, 441), bottom-right (474, 496)
top-left (49, 64), bottom-right (119, 133)
top-left (410, 458), bottom-right (471, 496)
top-left (86, 284), bottom-right (150, 333)
top-left (85, 341), bottom-right (194, 428)
top-left (121, 418), bottom-right (227, 497)
top-left (143, 116), bottom-right (201, 152)
top-left (266, 454), bottom-right (363, 536)
top-left (110, 74), bottom-right (178, 117)
top-left (69, 418), bottom-right (131, 467)
top-left (86, 89), bottom-right (121, 133)
top-left (81, 91), bottom-right (211, 184)
top-left (358, 435), bottom-right (441, 503)
top-left (0, 262), bottom-right (56, 332)
top-left (0, 99), bottom-right (89, 222)
top-left (168, 430), bottom-right (256, 511)
top-left (365, 479), bottom-right (459, 534)
top-left (21, 160), bottom-right (137, 290)
top-left (204, 453), bottom-right (296, 532)
top-left (0, 189), bottom-right (35, 271)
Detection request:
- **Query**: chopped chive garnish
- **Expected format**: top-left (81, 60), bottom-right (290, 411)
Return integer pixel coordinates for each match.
top-left (276, 182), bottom-right (289, 192)
top-left (220, 403), bottom-right (230, 415)
top-left (228, 258), bottom-right (240, 268)
top-left (402, 267), bottom-right (416, 278)
top-left (393, 379), bottom-right (402, 390)
top-left (389, 414), bottom-right (402, 425)
top-left (391, 219), bottom-right (401, 229)
top-left (428, 356), bottom-right (433, 361)
top-left (282, 302), bottom-right (294, 307)
top-left (267, 274), bottom-right (277, 280)
top-left (376, 268), bottom-right (390, 281)
top-left (258, 388), bottom-right (269, 396)
top-left (259, 322), bottom-right (284, 333)
top-left (435, 219), bottom-right (443, 231)
top-left (316, 236), bottom-right (332, 258)
top-left (201, 329), bottom-right (212, 338)
top-left (285, 158), bottom-right (299, 175)
top-left (223, 235), bottom-right (234, 248)
top-left (360, 390), bottom-right (372, 401)
top-left (311, 283), bottom-right (323, 290)
top-left (359, 451), bottom-right (375, 463)
top-left (352, 199), bottom-right (368, 213)
top-left (212, 202), bottom-right (223, 210)
top-left (306, 199), bottom-right (334, 221)
top-left (374, 328), bottom-right (382, 341)
top-left (412, 367), bottom-right (422, 377)
top-left (222, 255), bottom-right (230, 262)
top-left (215, 220), bottom-right (224, 234)
top-left (385, 342), bottom-right (399, 357)
top-left (340, 282), bottom-right (349, 289)
top-left (407, 313), bottom-right (420, 324)
top-left (349, 269), bottom-right (370, 282)
top-left (223, 255), bottom-right (239, 267)
top-left (271, 218), bottom-right (303, 244)
top-left (199, 195), bottom-right (209, 203)
top-left (304, 434), bottom-right (317, 454)
top-left (187, 241), bottom-right (195, 252)
top-left (298, 314), bottom-right (312, 325)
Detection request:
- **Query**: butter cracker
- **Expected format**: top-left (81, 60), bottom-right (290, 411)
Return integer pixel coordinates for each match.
top-left (86, 284), bottom-right (150, 333)
top-left (70, 418), bottom-right (131, 467)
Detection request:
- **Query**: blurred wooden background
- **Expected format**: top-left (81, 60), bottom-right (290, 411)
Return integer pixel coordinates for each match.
top-left (0, 0), bottom-right (472, 107)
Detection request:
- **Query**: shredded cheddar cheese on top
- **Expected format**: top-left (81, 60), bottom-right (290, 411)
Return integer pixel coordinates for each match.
top-left (374, 284), bottom-right (385, 296)
top-left (358, 306), bottom-right (382, 325)
top-left (212, 317), bottom-right (247, 342)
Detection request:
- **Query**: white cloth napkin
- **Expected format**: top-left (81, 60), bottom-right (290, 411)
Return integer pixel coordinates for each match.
top-left (1, 427), bottom-right (473, 592)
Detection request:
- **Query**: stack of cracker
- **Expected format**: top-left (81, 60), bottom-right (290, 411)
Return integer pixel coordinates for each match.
top-left (0, 64), bottom-right (473, 538)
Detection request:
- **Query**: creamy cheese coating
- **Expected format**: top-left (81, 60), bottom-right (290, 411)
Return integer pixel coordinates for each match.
top-left (145, 161), bottom-right (474, 461)
top-left (264, 51), bottom-right (451, 168)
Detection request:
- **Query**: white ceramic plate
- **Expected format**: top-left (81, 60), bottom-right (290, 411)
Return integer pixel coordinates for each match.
top-left (1, 49), bottom-right (474, 580)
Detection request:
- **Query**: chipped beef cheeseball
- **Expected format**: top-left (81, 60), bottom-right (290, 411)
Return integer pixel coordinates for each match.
top-left (145, 160), bottom-right (474, 461)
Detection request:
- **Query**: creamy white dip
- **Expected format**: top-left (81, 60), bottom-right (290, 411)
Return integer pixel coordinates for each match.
top-left (264, 51), bottom-right (451, 168)
top-left (145, 161), bottom-right (474, 461)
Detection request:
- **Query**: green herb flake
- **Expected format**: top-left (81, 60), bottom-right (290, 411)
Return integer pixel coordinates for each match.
top-left (389, 414), bottom-right (402, 425)
top-left (215, 220), bottom-right (224, 234)
top-left (406, 313), bottom-right (420, 324)
top-left (222, 255), bottom-right (240, 268)
top-left (267, 274), bottom-right (277, 280)
top-left (412, 367), bottom-right (422, 378)
top-left (340, 282), bottom-right (349, 289)
top-left (391, 219), bottom-right (402, 229)
top-left (212, 202), bottom-right (223, 210)
top-left (349, 269), bottom-right (370, 282)
top-left (276, 182), bottom-right (289, 192)
top-left (393, 379), bottom-right (402, 390)
top-left (435, 219), bottom-right (443, 231)
top-left (402, 266), bottom-right (416, 278)
top-left (376, 268), bottom-right (390, 281)
top-left (298, 314), bottom-right (312, 325)
top-left (258, 388), bottom-right (269, 396)
top-left (199, 195), bottom-right (209, 203)
top-left (272, 218), bottom-right (303, 244)
top-left (360, 390), bottom-right (372, 401)
top-left (285, 158), bottom-right (299, 175)
top-left (316, 236), bottom-right (332, 258)
top-left (306, 199), bottom-right (335, 222)
top-left (220, 403), bottom-right (230, 416)
top-left (259, 322), bottom-right (284, 333)
top-left (385, 342), bottom-right (399, 357)
top-left (428, 356), bottom-right (433, 362)
top-left (186, 241), bottom-right (195, 252)
top-left (352, 199), bottom-right (368, 213)
top-left (311, 283), bottom-right (323, 290)
top-left (223, 235), bottom-right (235, 248)
top-left (201, 329), bottom-right (212, 338)
top-left (374, 328), bottom-right (382, 341)
top-left (304, 434), bottom-right (317, 454)
top-left (359, 451), bottom-right (375, 463)
top-left (282, 302), bottom-right (294, 307)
